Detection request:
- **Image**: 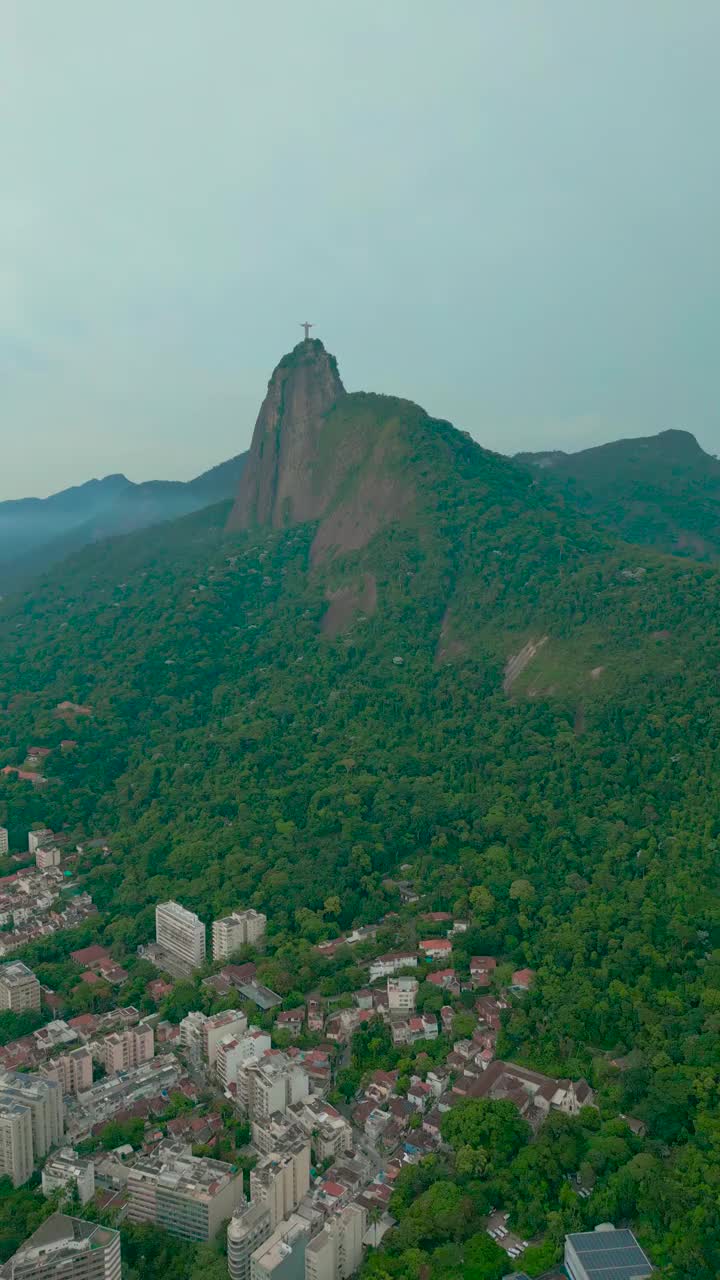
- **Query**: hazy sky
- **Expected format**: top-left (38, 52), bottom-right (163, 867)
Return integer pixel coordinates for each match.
top-left (3, 2), bottom-right (719, 499)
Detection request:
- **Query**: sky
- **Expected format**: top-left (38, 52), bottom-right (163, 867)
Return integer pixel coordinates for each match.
top-left (3, 1), bottom-right (719, 499)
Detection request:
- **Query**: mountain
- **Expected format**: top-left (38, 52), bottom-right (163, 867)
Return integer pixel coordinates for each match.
top-left (0, 453), bottom-right (247, 594)
top-left (516, 428), bottom-right (720, 558)
top-left (1, 341), bottom-right (719, 1271)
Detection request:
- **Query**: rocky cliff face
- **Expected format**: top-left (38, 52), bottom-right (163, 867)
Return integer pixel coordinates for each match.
top-left (227, 339), bottom-right (345, 531)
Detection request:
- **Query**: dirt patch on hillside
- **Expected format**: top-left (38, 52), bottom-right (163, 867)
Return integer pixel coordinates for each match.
top-left (321, 573), bottom-right (377, 637)
top-left (503, 635), bottom-right (549, 693)
top-left (435, 606), bottom-right (468, 664)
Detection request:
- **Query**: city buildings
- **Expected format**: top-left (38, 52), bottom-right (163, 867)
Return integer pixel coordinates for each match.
top-left (0, 827), bottom-right (7, 855)
top-left (0, 1213), bottom-right (121, 1280)
top-left (0, 961), bottom-right (41, 1013)
top-left (368, 952), bottom-right (417, 982)
top-left (565, 1226), bottom-right (654, 1280)
top-left (35, 845), bottom-right (62, 871)
top-left (179, 1010), bottom-right (208, 1057)
top-left (249, 1214), bottom-right (308, 1280)
top-left (243, 1055), bottom-right (309, 1122)
top-left (387, 976), bottom-right (418, 1013)
top-left (27, 829), bottom-right (53, 856)
top-left (0, 1071), bottom-right (64, 1185)
top-left (202, 1009), bottom-right (247, 1066)
top-left (250, 1142), bottom-right (311, 1228)
top-left (41, 1148), bottom-right (95, 1204)
top-left (212, 909), bottom-right (267, 960)
top-left (101, 1022), bottom-right (154, 1075)
top-left (42, 1047), bottom-right (93, 1097)
top-left (64, 1055), bottom-right (181, 1139)
top-left (305, 1205), bottom-right (366, 1280)
top-left (127, 1140), bottom-right (244, 1241)
top-left (154, 901), bottom-right (206, 974)
top-left (0, 1103), bottom-right (33, 1188)
top-left (217, 1028), bottom-right (271, 1091)
top-left (228, 1200), bottom-right (273, 1280)
top-left (287, 1099), bottom-right (352, 1163)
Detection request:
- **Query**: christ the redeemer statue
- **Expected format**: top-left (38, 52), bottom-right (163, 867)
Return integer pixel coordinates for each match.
top-left (300, 321), bottom-right (314, 341)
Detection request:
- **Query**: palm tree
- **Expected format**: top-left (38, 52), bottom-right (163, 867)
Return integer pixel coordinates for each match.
top-left (368, 1204), bottom-right (382, 1247)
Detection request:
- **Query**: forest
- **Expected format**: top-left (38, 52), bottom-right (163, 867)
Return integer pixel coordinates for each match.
top-left (0, 398), bottom-right (719, 1277)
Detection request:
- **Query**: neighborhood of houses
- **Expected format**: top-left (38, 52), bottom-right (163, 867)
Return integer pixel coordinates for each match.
top-left (0, 822), bottom-right (656, 1280)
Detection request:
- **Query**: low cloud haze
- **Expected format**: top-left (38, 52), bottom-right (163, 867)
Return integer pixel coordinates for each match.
top-left (3, 1), bottom-right (719, 498)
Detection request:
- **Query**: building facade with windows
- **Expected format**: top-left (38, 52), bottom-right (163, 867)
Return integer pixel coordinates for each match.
top-left (155, 901), bottom-right (206, 973)
top-left (0, 1213), bottom-right (121, 1280)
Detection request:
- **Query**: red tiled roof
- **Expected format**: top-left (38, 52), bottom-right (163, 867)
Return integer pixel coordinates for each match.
top-left (71, 945), bottom-right (110, 966)
top-left (321, 1181), bottom-right (346, 1197)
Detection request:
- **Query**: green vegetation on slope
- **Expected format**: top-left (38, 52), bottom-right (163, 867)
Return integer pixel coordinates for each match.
top-left (517, 427), bottom-right (720, 559)
top-left (0, 399), bottom-right (719, 1275)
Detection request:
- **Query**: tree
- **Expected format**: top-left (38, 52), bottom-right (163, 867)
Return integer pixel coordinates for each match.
top-left (462, 1230), bottom-right (509, 1280)
top-left (441, 1099), bottom-right (530, 1164)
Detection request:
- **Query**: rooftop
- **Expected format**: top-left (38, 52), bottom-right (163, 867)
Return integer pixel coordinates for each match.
top-left (566, 1226), bottom-right (654, 1280)
top-left (0, 1214), bottom-right (119, 1278)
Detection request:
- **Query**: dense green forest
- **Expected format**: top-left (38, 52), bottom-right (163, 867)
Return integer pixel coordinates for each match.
top-left (517, 427), bottom-right (720, 560)
top-left (1, 393), bottom-right (719, 1276)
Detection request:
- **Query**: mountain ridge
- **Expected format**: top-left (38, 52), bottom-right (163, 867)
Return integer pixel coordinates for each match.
top-left (0, 453), bottom-right (247, 593)
top-left (517, 427), bottom-right (720, 558)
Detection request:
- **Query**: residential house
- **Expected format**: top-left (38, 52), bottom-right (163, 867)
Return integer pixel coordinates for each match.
top-left (418, 939), bottom-right (452, 963)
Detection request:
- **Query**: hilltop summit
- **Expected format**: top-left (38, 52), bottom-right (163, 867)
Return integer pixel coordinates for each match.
top-left (227, 338), bottom-right (345, 532)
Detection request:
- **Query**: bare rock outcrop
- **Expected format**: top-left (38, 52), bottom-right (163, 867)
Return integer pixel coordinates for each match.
top-left (227, 339), bottom-right (345, 531)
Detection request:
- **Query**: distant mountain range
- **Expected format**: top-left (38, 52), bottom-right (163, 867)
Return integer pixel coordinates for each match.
top-left (0, 454), bottom-right (246, 593)
top-left (3, 416), bottom-right (720, 598)
top-left (516, 428), bottom-right (720, 559)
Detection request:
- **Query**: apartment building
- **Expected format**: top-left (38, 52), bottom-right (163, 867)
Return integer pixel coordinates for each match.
top-left (287, 1099), bottom-right (352, 1164)
top-left (250, 1141), bottom-right (311, 1229)
top-left (243, 1055), bottom-right (309, 1122)
top-left (127, 1140), bottom-right (244, 1242)
top-left (0, 1213), bottom-right (121, 1280)
top-left (202, 1010), bottom-right (247, 1066)
top-left (0, 961), bottom-right (41, 1013)
top-left (155, 901), bottom-right (206, 973)
top-left (0, 827), bottom-right (8, 855)
top-left (0, 1071), bottom-right (64, 1185)
top-left (35, 845), bottom-right (62, 871)
top-left (217, 1028), bottom-right (271, 1091)
top-left (42, 1047), bottom-right (93, 1097)
top-left (250, 1215), bottom-right (308, 1280)
top-left (227, 1200), bottom-right (273, 1280)
top-left (212, 910), bottom-right (266, 961)
top-left (0, 1103), bottom-right (33, 1187)
top-left (27, 829), bottom-right (53, 856)
top-left (101, 1022), bottom-right (154, 1075)
top-left (387, 976), bottom-right (418, 1014)
top-left (41, 1148), bottom-right (95, 1204)
top-left (305, 1205), bottom-right (366, 1280)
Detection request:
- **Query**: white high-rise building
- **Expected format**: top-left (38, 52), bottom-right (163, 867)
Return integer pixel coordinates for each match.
top-left (228, 1200), bottom-right (272, 1280)
top-left (155, 901), bottom-right (206, 973)
top-left (305, 1205), bottom-right (367, 1280)
top-left (0, 828), bottom-right (8, 855)
top-left (387, 976), bottom-right (418, 1013)
top-left (212, 910), bottom-right (267, 961)
top-left (0, 1071), bottom-right (64, 1186)
top-left (0, 962), bottom-right (41, 1013)
top-left (27, 829), bottom-right (53, 856)
top-left (250, 1215), bottom-right (308, 1280)
top-left (250, 1142), bottom-right (311, 1229)
top-left (0, 1213), bottom-right (121, 1280)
